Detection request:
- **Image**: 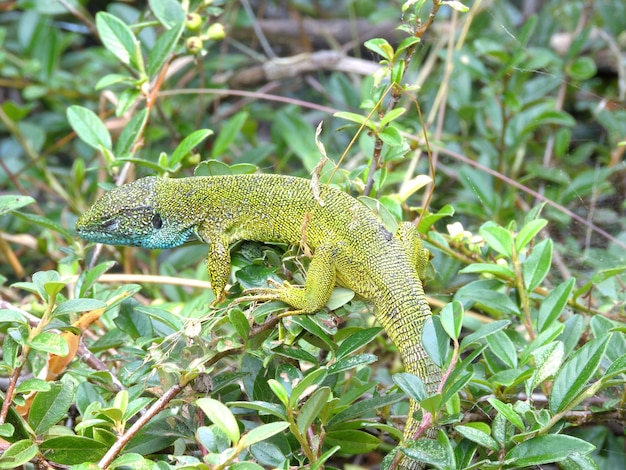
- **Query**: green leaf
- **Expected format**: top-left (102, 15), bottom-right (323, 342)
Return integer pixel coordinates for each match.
top-left (460, 320), bottom-right (510, 352)
top-left (272, 344), bottom-right (318, 365)
top-left (459, 263), bottom-right (515, 279)
top-left (0, 309), bottom-right (28, 325)
top-left (324, 430), bottom-right (380, 454)
top-left (29, 332), bottom-right (68, 356)
top-left (15, 211), bottom-right (72, 239)
top-left (212, 111), bottom-right (249, 158)
top-left (328, 393), bottom-right (404, 427)
top-left (66, 105), bottom-right (112, 151)
top-left (485, 330), bottom-right (517, 368)
top-left (364, 38), bottom-right (394, 61)
top-left (148, 0), bottom-right (185, 28)
top-left (336, 327), bottom-right (382, 360)
top-left (54, 298), bottom-right (106, 316)
top-left (568, 56), bottom-right (597, 81)
top-left (95, 12), bottom-right (139, 68)
top-left (379, 108), bottom-right (406, 128)
top-left (487, 398), bottom-right (524, 431)
top-left (267, 379), bottom-right (289, 407)
top-left (15, 378), bottom-right (51, 395)
top-left (537, 278), bottom-right (575, 332)
top-left (197, 398), bottom-right (240, 444)
top-left (297, 387), bottom-right (331, 435)
top-left (0, 195), bottom-right (35, 217)
top-left (29, 382), bottom-right (75, 435)
top-left (0, 439), bottom-right (38, 468)
top-left (455, 424), bottom-right (499, 451)
top-left (327, 354), bottom-right (377, 375)
top-left (440, 301), bottom-right (464, 340)
top-left (379, 125), bottom-right (403, 146)
top-left (393, 372), bottom-right (426, 401)
top-left (170, 129), bottom-right (214, 167)
top-left (479, 222), bottom-right (513, 258)
top-left (115, 108), bottom-right (148, 158)
top-left (289, 368), bottom-right (328, 407)
top-left (229, 308), bottom-right (250, 340)
top-left (333, 111), bottom-right (376, 130)
top-left (38, 436), bottom-right (108, 465)
top-left (550, 335), bottom-right (610, 413)
top-left (505, 434), bottom-right (594, 467)
top-left (527, 341), bottom-right (564, 397)
top-left (241, 422), bottom-right (289, 448)
top-left (523, 238), bottom-right (552, 291)
top-left (422, 317), bottom-right (449, 367)
top-left (400, 438), bottom-right (452, 467)
top-left (147, 20), bottom-right (184, 77)
top-left (515, 219), bottom-right (547, 252)
top-left (604, 353), bottom-right (626, 379)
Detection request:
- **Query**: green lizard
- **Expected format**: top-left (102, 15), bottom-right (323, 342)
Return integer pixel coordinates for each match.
top-left (75, 174), bottom-right (441, 469)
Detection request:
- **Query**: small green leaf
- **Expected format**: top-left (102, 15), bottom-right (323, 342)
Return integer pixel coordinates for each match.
top-left (459, 263), bottom-right (515, 279)
top-left (526, 341), bottom-right (564, 397)
top-left (567, 56), bottom-right (597, 81)
top-left (537, 278), bottom-right (575, 332)
top-left (170, 129), bottom-right (214, 167)
top-left (0, 439), bottom-right (38, 468)
top-left (267, 379), bottom-right (289, 407)
top-left (400, 438), bottom-right (452, 467)
top-left (505, 434), bottom-right (594, 466)
top-left (393, 372), bottom-right (426, 401)
top-left (229, 308), bottom-right (250, 340)
top-left (440, 301), bottom-right (464, 340)
top-left (523, 238), bottom-right (552, 291)
top-left (212, 111), bottom-right (249, 158)
top-left (66, 105), bottom-right (112, 151)
top-left (228, 401), bottom-right (287, 421)
top-left (550, 335), bottom-right (610, 413)
top-left (456, 424), bottom-right (499, 451)
top-left (334, 111), bottom-right (376, 130)
top-left (147, 20), bottom-right (184, 77)
top-left (115, 108), bottom-right (148, 158)
top-left (487, 398), bottom-right (524, 431)
top-left (324, 430), bottom-right (380, 454)
top-left (379, 108), bottom-right (406, 128)
top-left (364, 38), bottom-right (394, 61)
top-left (95, 12), bottom-right (139, 67)
top-left (328, 393), bottom-right (404, 427)
top-left (148, 0), bottom-right (185, 28)
top-left (0, 309), bottom-right (28, 324)
top-left (336, 327), bottom-right (382, 360)
top-left (460, 320), bottom-right (510, 352)
top-left (289, 368), bottom-right (328, 407)
top-left (29, 382), bottom-right (75, 435)
top-left (327, 354), bottom-right (377, 375)
top-left (379, 125), bottom-right (403, 146)
top-left (297, 387), bottom-right (331, 435)
top-left (0, 195), bottom-right (35, 217)
top-left (485, 330), bottom-right (517, 368)
top-left (479, 222), bottom-right (513, 258)
top-left (29, 332), bottom-right (69, 356)
top-left (54, 299), bottom-right (106, 316)
top-left (197, 397), bottom-right (240, 444)
top-left (15, 378), bottom-right (51, 395)
top-left (515, 219), bottom-right (547, 252)
top-left (604, 353), bottom-right (626, 379)
top-left (241, 422), bottom-right (289, 448)
top-left (39, 436), bottom-right (108, 465)
top-left (442, 1), bottom-right (469, 12)
top-left (422, 317), bottom-right (450, 367)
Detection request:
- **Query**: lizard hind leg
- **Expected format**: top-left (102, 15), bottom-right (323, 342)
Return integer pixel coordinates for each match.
top-left (236, 243), bottom-right (339, 315)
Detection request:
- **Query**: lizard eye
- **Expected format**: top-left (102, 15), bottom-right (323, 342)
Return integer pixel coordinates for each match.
top-left (102, 218), bottom-right (119, 231)
top-left (152, 213), bottom-right (163, 229)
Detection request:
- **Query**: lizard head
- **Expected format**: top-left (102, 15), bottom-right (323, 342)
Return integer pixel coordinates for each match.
top-left (75, 177), bottom-right (193, 249)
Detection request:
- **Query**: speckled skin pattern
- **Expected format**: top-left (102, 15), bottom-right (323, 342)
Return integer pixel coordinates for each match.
top-left (76, 175), bottom-right (441, 469)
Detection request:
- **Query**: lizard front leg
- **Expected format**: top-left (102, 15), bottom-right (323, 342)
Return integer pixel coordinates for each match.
top-left (237, 243), bottom-right (338, 314)
top-left (197, 226), bottom-right (231, 304)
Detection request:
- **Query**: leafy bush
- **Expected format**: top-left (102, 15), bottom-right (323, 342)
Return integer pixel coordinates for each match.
top-left (0, 0), bottom-right (624, 469)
